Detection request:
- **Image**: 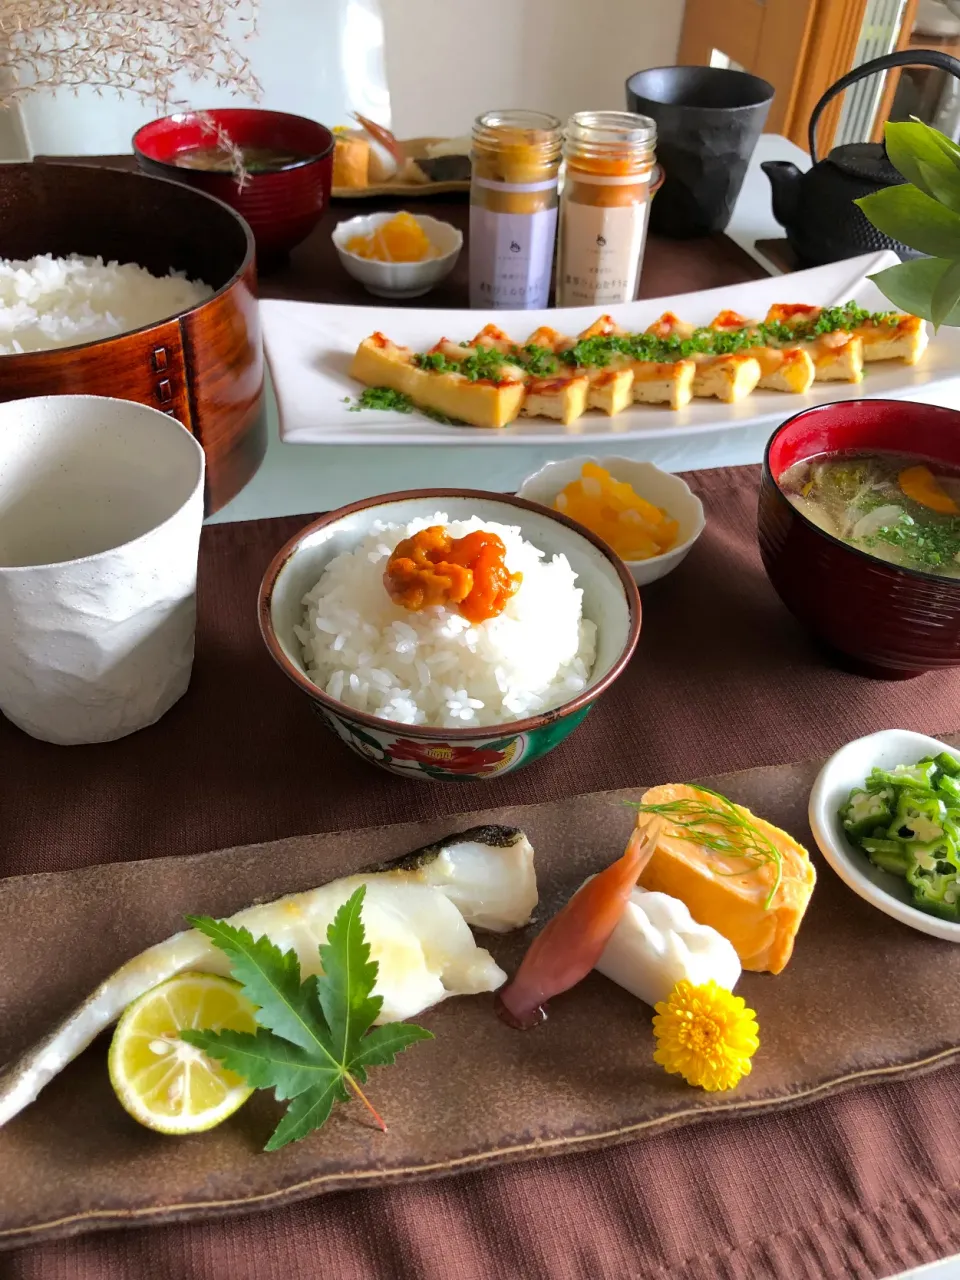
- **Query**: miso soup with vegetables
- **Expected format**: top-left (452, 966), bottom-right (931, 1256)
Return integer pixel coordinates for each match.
top-left (840, 751), bottom-right (960, 921)
top-left (173, 145), bottom-right (307, 174)
top-left (780, 452), bottom-right (960, 576)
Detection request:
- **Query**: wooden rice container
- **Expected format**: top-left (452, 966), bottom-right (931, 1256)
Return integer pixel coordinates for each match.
top-left (0, 163), bottom-right (265, 514)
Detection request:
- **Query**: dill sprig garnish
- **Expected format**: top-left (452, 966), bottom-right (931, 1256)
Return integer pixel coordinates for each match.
top-left (628, 786), bottom-right (784, 908)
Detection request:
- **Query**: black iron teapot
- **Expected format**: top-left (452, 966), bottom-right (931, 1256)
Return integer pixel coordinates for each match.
top-left (762, 49), bottom-right (960, 267)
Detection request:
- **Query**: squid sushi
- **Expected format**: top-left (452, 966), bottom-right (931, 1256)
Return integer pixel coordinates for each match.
top-left (0, 826), bottom-right (537, 1128)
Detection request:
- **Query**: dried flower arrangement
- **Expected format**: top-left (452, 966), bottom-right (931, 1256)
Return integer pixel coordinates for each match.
top-left (0, 1), bottom-right (262, 180)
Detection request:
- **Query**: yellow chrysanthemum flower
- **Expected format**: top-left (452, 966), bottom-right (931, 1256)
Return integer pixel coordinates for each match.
top-left (652, 980), bottom-right (759, 1092)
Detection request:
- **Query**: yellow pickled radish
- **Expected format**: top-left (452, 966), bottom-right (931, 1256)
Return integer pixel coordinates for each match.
top-left (346, 211), bottom-right (435, 263)
top-left (553, 463), bottom-right (679, 561)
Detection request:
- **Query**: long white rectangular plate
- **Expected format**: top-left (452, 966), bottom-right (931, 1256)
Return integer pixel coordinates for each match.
top-left (262, 251), bottom-right (960, 446)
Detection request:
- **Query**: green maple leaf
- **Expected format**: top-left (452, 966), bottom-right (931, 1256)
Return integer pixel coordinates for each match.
top-left (180, 886), bottom-right (433, 1150)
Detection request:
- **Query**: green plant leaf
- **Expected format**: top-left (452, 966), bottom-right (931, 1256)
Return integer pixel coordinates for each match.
top-left (186, 916), bottom-right (323, 1054)
top-left (311, 888), bottom-right (382, 1070)
top-left (868, 257), bottom-right (960, 325)
top-left (931, 258), bottom-right (960, 330)
top-left (181, 1027), bottom-right (336, 1100)
top-left (917, 158), bottom-right (960, 216)
top-left (346, 1021), bottom-right (436, 1076)
top-left (925, 120), bottom-right (960, 166)
top-left (884, 120), bottom-right (960, 194)
top-left (183, 886), bottom-right (433, 1150)
top-left (855, 184), bottom-right (960, 257)
top-left (263, 1080), bottom-right (341, 1151)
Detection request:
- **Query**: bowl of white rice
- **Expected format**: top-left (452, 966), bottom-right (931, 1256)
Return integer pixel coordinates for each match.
top-left (259, 490), bottom-right (641, 781)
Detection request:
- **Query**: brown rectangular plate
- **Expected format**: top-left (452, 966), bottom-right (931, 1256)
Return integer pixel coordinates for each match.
top-left (331, 136), bottom-right (470, 199)
top-left (2, 753), bottom-right (959, 1249)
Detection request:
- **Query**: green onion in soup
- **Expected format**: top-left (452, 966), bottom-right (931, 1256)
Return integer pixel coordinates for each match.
top-left (780, 451), bottom-right (960, 576)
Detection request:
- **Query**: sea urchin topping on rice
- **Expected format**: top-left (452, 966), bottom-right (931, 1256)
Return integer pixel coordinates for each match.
top-left (296, 514), bottom-right (598, 729)
top-left (0, 254), bottom-right (214, 355)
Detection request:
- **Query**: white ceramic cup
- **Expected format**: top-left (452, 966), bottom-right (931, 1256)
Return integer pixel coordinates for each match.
top-left (0, 395), bottom-right (205, 745)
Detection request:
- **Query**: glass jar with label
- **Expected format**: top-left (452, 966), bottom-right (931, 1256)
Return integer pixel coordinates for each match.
top-left (557, 111), bottom-right (658, 309)
top-left (469, 110), bottom-right (562, 310)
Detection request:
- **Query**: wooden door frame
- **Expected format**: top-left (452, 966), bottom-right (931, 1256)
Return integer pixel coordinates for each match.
top-left (785, 0), bottom-right (870, 156)
top-left (676, 0), bottom-right (871, 155)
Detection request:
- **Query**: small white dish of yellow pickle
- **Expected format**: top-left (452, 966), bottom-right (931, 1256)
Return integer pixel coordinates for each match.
top-left (518, 456), bottom-right (705, 585)
top-left (332, 210), bottom-right (462, 299)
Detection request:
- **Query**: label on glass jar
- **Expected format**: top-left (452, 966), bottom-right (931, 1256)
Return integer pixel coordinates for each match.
top-left (469, 199), bottom-right (558, 310)
top-left (558, 199), bottom-right (651, 307)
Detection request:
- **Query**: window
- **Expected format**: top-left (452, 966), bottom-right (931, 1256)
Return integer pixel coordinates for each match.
top-left (709, 48), bottom-right (746, 71)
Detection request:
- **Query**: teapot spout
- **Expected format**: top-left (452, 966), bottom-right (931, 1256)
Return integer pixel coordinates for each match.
top-left (761, 160), bottom-right (803, 229)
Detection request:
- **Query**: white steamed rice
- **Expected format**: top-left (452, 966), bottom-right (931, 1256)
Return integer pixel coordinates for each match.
top-left (0, 254), bottom-right (213, 355)
top-left (296, 514), bottom-right (598, 729)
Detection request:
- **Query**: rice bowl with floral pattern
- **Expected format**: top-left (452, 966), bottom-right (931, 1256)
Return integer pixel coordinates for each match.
top-left (259, 490), bottom-right (641, 780)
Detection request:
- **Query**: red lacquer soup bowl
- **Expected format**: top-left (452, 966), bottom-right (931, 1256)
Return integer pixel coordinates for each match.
top-left (134, 109), bottom-right (334, 261)
top-left (758, 399), bottom-right (960, 679)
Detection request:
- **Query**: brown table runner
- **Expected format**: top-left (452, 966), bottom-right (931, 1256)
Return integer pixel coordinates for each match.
top-left (3, 464), bottom-right (960, 1279)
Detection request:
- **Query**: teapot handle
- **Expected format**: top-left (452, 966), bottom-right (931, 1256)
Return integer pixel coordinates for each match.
top-left (809, 49), bottom-right (960, 163)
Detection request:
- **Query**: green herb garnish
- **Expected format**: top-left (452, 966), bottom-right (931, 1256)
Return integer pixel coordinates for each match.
top-left (552, 302), bottom-right (897, 369)
top-left (811, 303), bottom-right (871, 334)
top-left (349, 386), bottom-right (415, 414)
top-left (865, 511), bottom-right (960, 570)
top-left (516, 343), bottom-right (560, 377)
top-left (349, 299), bottom-right (901, 423)
top-left (347, 387), bottom-right (465, 426)
top-left (181, 886), bottom-right (432, 1150)
top-left (350, 386), bottom-right (471, 427)
top-left (413, 345), bottom-right (512, 382)
top-left (413, 351), bottom-right (454, 373)
top-left (559, 334), bottom-right (627, 368)
top-left (628, 786), bottom-right (784, 908)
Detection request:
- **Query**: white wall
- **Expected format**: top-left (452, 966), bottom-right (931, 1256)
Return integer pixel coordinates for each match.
top-left (2, 0), bottom-right (684, 158)
top-left (7, 0), bottom-right (390, 159)
top-left (382, 0), bottom-right (685, 137)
